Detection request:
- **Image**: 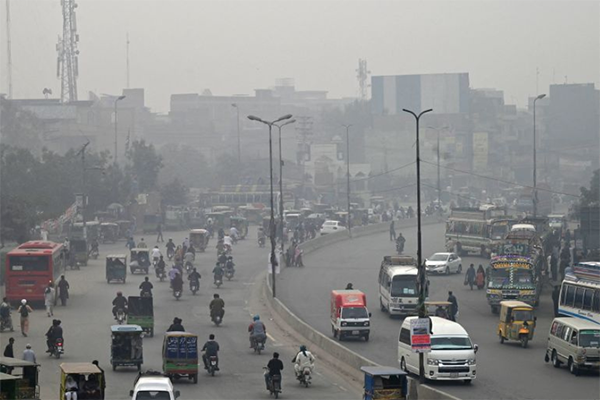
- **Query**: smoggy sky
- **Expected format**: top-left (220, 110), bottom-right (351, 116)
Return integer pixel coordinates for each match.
top-left (1, 0), bottom-right (598, 112)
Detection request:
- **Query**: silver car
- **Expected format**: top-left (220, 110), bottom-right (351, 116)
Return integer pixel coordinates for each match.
top-left (425, 252), bottom-right (462, 275)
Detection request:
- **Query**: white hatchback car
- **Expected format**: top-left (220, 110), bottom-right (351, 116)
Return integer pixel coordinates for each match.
top-left (130, 375), bottom-right (180, 400)
top-left (320, 220), bottom-right (346, 235)
top-left (425, 252), bottom-right (462, 275)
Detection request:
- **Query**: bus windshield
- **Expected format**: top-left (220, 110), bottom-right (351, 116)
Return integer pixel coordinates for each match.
top-left (490, 224), bottom-right (509, 240)
top-left (579, 331), bottom-right (600, 348)
top-left (431, 336), bottom-right (473, 350)
top-left (9, 255), bottom-right (50, 272)
top-left (391, 276), bottom-right (418, 297)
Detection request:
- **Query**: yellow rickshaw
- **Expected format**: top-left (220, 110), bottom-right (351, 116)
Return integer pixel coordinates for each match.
top-left (189, 229), bottom-right (209, 252)
top-left (498, 300), bottom-right (536, 348)
top-left (425, 301), bottom-right (453, 320)
top-left (59, 362), bottom-right (105, 400)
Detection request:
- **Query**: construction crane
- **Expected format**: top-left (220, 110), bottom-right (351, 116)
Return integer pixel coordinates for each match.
top-left (56, 0), bottom-right (80, 102)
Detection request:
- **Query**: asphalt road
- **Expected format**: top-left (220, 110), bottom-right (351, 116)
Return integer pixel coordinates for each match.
top-left (4, 229), bottom-right (357, 400)
top-left (278, 222), bottom-right (600, 400)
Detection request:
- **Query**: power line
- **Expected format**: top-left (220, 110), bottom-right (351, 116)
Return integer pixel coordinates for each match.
top-left (350, 160), bottom-right (416, 183)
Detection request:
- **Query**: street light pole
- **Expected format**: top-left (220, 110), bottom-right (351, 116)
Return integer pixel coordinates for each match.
top-left (533, 93), bottom-right (546, 217)
top-left (428, 126), bottom-right (449, 212)
top-left (403, 107), bottom-right (433, 384)
top-left (114, 95), bottom-right (126, 164)
top-left (274, 119), bottom-right (296, 262)
top-left (342, 124), bottom-right (352, 237)
top-left (248, 113), bottom-right (293, 298)
top-left (232, 104), bottom-right (241, 169)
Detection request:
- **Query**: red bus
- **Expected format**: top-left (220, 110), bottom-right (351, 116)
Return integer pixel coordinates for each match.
top-left (5, 241), bottom-right (64, 303)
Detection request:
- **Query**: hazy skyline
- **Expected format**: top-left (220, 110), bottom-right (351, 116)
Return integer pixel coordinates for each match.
top-left (1, 0), bottom-right (598, 112)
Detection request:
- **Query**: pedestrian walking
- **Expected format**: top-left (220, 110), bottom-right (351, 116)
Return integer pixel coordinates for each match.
top-left (389, 221), bottom-right (396, 241)
top-left (550, 253), bottom-right (558, 282)
top-left (4, 337), bottom-right (15, 357)
top-left (464, 264), bottom-right (476, 290)
top-left (57, 275), bottom-right (70, 306)
top-left (476, 265), bottom-right (485, 289)
top-left (17, 299), bottom-right (33, 337)
top-left (22, 344), bottom-right (36, 363)
top-left (44, 282), bottom-right (55, 317)
top-left (552, 285), bottom-right (560, 317)
top-left (156, 223), bottom-right (164, 243)
top-left (447, 291), bottom-right (459, 321)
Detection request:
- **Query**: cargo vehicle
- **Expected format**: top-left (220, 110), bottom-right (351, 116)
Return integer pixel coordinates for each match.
top-left (331, 290), bottom-right (371, 341)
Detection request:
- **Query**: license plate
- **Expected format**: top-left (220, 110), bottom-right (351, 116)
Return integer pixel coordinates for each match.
top-left (352, 330), bottom-right (360, 335)
top-left (450, 372), bottom-right (459, 378)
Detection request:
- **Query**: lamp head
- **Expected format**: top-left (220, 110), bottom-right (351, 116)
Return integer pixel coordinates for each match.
top-left (117, 95), bottom-right (126, 101)
top-left (274, 114), bottom-right (293, 123)
top-left (247, 115), bottom-right (262, 122)
top-left (536, 94), bottom-right (546, 100)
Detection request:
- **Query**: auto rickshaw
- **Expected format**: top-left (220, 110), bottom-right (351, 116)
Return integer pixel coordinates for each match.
top-left (498, 300), bottom-right (536, 348)
top-left (106, 255), bottom-right (127, 283)
top-left (70, 238), bottom-right (89, 266)
top-left (425, 301), bottom-right (453, 320)
top-left (189, 229), bottom-right (209, 252)
top-left (127, 296), bottom-right (154, 337)
top-left (100, 222), bottom-right (119, 244)
top-left (0, 356), bottom-right (40, 400)
top-left (130, 248), bottom-right (150, 274)
top-left (230, 216), bottom-right (249, 239)
top-left (361, 366), bottom-right (408, 400)
top-left (116, 220), bottom-right (132, 239)
top-left (162, 332), bottom-right (198, 384)
top-left (207, 212), bottom-right (230, 232)
top-left (111, 325), bottom-right (144, 371)
top-left (59, 362), bottom-right (105, 400)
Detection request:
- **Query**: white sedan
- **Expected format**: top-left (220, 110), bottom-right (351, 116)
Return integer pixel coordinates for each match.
top-left (425, 252), bottom-right (462, 275)
top-left (320, 220), bottom-right (346, 235)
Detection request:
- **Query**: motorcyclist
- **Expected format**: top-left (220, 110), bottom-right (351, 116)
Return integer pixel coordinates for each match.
top-left (248, 315), bottom-right (267, 348)
top-left (230, 226), bottom-right (239, 243)
top-left (137, 238), bottom-right (148, 248)
top-left (112, 292), bottom-right (128, 318)
top-left (166, 238), bottom-right (176, 257)
top-left (218, 252), bottom-right (228, 267)
top-left (201, 334), bottom-right (220, 371)
top-left (151, 246), bottom-right (161, 265)
top-left (225, 256), bottom-right (235, 274)
top-left (212, 262), bottom-right (224, 284)
top-left (184, 249), bottom-right (195, 270)
top-left (139, 277), bottom-right (153, 297)
top-left (292, 345), bottom-right (315, 380)
top-left (209, 294), bottom-right (225, 321)
top-left (188, 268), bottom-right (201, 286)
top-left (0, 297), bottom-right (13, 331)
top-left (45, 319), bottom-right (63, 353)
top-left (89, 238), bottom-right (99, 256)
top-left (216, 240), bottom-right (225, 255)
top-left (167, 317), bottom-right (185, 332)
top-left (265, 352), bottom-right (284, 391)
top-left (396, 233), bottom-right (406, 253)
top-left (217, 228), bottom-right (225, 240)
top-left (168, 265), bottom-right (180, 282)
top-left (172, 273), bottom-right (184, 295)
top-left (258, 227), bottom-right (266, 245)
top-left (187, 244), bottom-right (196, 257)
top-left (156, 255), bottom-right (166, 277)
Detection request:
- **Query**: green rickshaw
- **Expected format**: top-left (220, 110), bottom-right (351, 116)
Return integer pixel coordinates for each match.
top-left (106, 255), bottom-right (127, 283)
top-left (207, 212), bottom-right (230, 232)
top-left (70, 238), bottom-right (89, 266)
top-left (100, 223), bottom-right (119, 244)
top-left (127, 296), bottom-right (154, 337)
top-left (230, 216), bottom-right (249, 239)
top-left (130, 249), bottom-right (150, 274)
top-left (0, 357), bottom-right (40, 400)
top-left (162, 332), bottom-right (198, 384)
top-left (111, 325), bottom-right (144, 371)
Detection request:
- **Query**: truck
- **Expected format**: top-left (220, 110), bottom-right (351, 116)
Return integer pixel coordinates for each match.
top-left (486, 255), bottom-right (540, 314)
top-left (330, 290), bottom-right (371, 342)
top-left (445, 205), bottom-right (509, 257)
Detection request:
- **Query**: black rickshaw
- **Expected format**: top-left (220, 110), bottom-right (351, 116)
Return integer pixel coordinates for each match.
top-left (100, 223), bottom-right (119, 244)
top-left (106, 255), bottom-right (127, 283)
top-left (127, 296), bottom-right (154, 337)
top-left (70, 238), bottom-right (89, 266)
top-left (111, 325), bottom-right (144, 371)
top-left (130, 248), bottom-right (150, 274)
top-left (0, 356), bottom-right (40, 400)
top-left (361, 366), bottom-right (408, 400)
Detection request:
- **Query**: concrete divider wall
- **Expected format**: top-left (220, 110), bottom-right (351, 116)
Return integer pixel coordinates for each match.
top-left (265, 215), bottom-right (458, 399)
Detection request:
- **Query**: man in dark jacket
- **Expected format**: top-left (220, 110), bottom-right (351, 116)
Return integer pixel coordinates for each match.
top-left (447, 291), bottom-right (459, 321)
top-left (201, 334), bottom-right (220, 370)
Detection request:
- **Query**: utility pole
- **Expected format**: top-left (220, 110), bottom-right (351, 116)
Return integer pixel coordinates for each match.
top-left (56, 0), bottom-right (80, 102)
top-left (296, 116), bottom-right (313, 203)
top-left (343, 124), bottom-right (352, 236)
top-left (533, 93), bottom-right (546, 217)
top-left (76, 141), bottom-right (90, 239)
top-left (126, 33), bottom-right (130, 88)
top-left (114, 95), bottom-right (126, 164)
top-left (5, 0), bottom-right (13, 98)
top-left (403, 107), bottom-right (433, 384)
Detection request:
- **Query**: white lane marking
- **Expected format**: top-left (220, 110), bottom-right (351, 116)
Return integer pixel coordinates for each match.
top-left (338, 385), bottom-right (347, 392)
top-left (266, 333), bottom-right (276, 342)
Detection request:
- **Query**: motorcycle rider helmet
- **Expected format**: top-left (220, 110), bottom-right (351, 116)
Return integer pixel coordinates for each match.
top-left (253, 315), bottom-right (260, 321)
top-left (300, 345), bottom-right (307, 352)
top-left (21, 299), bottom-right (27, 305)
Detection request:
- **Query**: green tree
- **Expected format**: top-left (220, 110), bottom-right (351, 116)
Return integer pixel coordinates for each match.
top-left (127, 140), bottom-right (163, 192)
top-left (160, 178), bottom-right (189, 206)
top-left (159, 144), bottom-right (211, 188)
top-left (580, 169), bottom-right (600, 207)
top-left (0, 98), bottom-right (43, 153)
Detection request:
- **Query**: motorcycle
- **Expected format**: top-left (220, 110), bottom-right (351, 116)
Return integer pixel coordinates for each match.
top-left (297, 367), bottom-right (312, 388)
top-left (396, 241), bottom-right (404, 255)
top-left (190, 280), bottom-right (199, 295)
top-left (155, 266), bottom-right (166, 282)
top-left (185, 261), bottom-right (194, 274)
top-left (173, 288), bottom-right (182, 301)
top-left (140, 290), bottom-right (152, 298)
top-left (253, 336), bottom-right (266, 354)
top-left (211, 313), bottom-right (223, 327)
top-left (89, 248), bottom-right (99, 260)
top-left (0, 315), bottom-right (14, 332)
top-left (264, 368), bottom-right (282, 399)
top-left (225, 267), bottom-right (235, 281)
top-left (258, 236), bottom-right (266, 248)
top-left (167, 248), bottom-right (175, 261)
top-left (50, 338), bottom-right (64, 359)
top-left (214, 275), bottom-right (223, 288)
top-left (207, 355), bottom-right (219, 376)
top-left (116, 308), bottom-right (126, 325)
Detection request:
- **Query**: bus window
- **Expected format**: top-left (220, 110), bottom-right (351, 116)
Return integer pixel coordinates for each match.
top-left (574, 288), bottom-right (585, 309)
top-left (583, 289), bottom-right (593, 311)
top-left (565, 285), bottom-right (575, 306)
top-left (9, 255), bottom-right (49, 271)
top-left (593, 290), bottom-right (600, 313)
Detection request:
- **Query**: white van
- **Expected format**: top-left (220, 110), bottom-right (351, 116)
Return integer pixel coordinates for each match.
top-left (378, 257), bottom-right (419, 316)
top-left (544, 317), bottom-right (600, 375)
top-left (398, 316), bottom-right (478, 383)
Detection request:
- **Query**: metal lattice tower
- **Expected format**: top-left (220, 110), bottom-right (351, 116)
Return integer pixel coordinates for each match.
top-left (5, 0), bottom-right (13, 98)
top-left (56, 0), bottom-right (79, 102)
top-left (356, 58), bottom-right (370, 101)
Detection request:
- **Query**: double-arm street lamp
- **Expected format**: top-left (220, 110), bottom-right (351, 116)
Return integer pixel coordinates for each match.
top-left (274, 119), bottom-right (296, 260)
top-left (533, 93), bottom-right (546, 217)
top-left (114, 95), bottom-right (126, 165)
top-left (247, 113), bottom-right (293, 297)
top-left (403, 107), bottom-right (433, 383)
top-left (342, 124), bottom-right (352, 237)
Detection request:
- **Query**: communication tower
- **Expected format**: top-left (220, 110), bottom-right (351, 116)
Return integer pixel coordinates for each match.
top-left (56, 0), bottom-right (80, 102)
top-left (356, 58), bottom-right (370, 101)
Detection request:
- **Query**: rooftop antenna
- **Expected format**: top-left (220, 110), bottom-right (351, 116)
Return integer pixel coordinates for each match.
top-left (5, 0), bottom-right (13, 98)
top-left (56, 0), bottom-right (80, 102)
top-left (356, 58), bottom-right (370, 101)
